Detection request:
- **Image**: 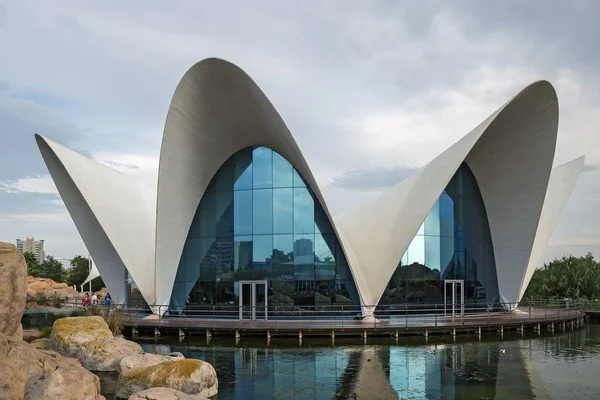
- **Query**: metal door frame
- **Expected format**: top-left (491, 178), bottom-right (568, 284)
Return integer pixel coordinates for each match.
top-left (444, 279), bottom-right (464, 317)
top-left (238, 280), bottom-right (268, 320)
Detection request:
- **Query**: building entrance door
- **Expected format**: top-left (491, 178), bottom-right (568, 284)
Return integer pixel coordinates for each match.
top-left (444, 280), bottom-right (464, 317)
top-left (239, 281), bottom-right (268, 320)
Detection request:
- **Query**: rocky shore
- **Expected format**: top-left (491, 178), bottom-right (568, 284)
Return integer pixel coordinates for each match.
top-left (0, 241), bottom-right (218, 399)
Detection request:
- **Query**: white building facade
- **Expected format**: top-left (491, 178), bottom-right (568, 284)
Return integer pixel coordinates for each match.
top-left (36, 58), bottom-right (584, 318)
top-left (16, 236), bottom-right (45, 264)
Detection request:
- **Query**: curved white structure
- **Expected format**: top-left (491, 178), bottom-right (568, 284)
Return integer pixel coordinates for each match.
top-left (82, 258), bottom-right (100, 286)
top-left (36, 58), bottom-right (584, 316)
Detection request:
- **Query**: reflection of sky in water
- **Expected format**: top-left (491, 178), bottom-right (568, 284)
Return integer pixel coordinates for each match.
top-left (131, 324), bottom-right (600, 400)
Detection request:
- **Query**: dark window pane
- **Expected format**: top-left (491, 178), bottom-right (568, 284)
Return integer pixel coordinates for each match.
top-left (234, 235), bottom-right (253, 280)
top-left (253, 189), bottom-right (273, 234)
top-left (294, 187), bottom-right (314, 234)
top-left (315, 280), bottom-right (334, 306)
top-left (234, 190), bottom-right (252, 235)
top-left (198, 192), bottom-right (216, 238)
top-left (233, 148), bottom-right (253, 190)
top-left (273, 152), bottom-right (293, 188)
top-left (213, 158), bottom-right (233, 192)
top-left (199, 238), bottom-right (217, 282)
top-left (215, 191), bottom-right (234, 237)
top-left (440, 192), bottom-right (454, 237)
top-left (216, 282), bottom-right (236, 305)
top-left (314, 203), bottom-right (333, 234)
top-left (273, 188), bottom-right (293, 234)
top-left (252, 147), bottom-right (272, 189)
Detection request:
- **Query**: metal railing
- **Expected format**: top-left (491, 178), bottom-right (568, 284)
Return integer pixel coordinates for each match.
top-left (28, 297), bottom-right (587, 330)
top-left (95, 299), bottom-right (585, 330)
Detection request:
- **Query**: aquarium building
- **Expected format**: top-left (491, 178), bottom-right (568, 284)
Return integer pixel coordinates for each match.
top-left (36, 58), bottom-right (584, 320)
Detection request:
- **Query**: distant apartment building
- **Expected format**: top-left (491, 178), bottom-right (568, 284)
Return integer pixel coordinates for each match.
top-left (16, 236), bottom-right (45, 263)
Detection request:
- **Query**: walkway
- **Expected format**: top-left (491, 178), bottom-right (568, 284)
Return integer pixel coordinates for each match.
top-left (125, 307), bottom-right (586, 338)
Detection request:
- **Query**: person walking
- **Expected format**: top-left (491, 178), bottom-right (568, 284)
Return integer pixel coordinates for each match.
top-left (83, 293), bottom-right (90, 307)
top-left (105, 293), bottom-right (112, 307)
top-left (91, 293), bottom-right (98, 306)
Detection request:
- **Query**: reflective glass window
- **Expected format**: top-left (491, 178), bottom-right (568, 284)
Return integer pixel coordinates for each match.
top-left (252, 147), bottom-right (272, 189)
top-left (294, 234), bottom-right (315, 280)
top-left (253, 235), bottom-right (273, 274)
top-left (215, 191), bottom-right (234, 237)
top-left (253, 189), bottom-right (273, 234)
top-left (294, 187), bottom-right (314, 234)
top-left (233, 149), bottom-right (253, 190)
top-left (234, 235), bottom-right (253, 273)
top-left (293, 169), bottom-right (306, 188)
top-left (424, 199), bottom-right (440, 236)
top-left (234, 190), bottom-right (252, 235)
top-left (273, 188), bottom-right (293, 234)
top-left (273, 152), bottom-right (293, 188)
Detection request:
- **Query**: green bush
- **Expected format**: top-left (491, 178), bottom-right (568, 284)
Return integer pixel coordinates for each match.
top-left (34, 293), bottom-right (48, 305)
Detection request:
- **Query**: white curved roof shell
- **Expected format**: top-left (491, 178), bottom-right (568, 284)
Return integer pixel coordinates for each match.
top-left (36, 58), bottom-right (583, 315)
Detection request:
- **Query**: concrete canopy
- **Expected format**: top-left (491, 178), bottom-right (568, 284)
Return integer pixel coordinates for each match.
top-left (36, 58), bottom-right (584, 316)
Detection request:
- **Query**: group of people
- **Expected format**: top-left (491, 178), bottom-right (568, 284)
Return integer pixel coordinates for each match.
top-left (83, 292), bottom-right (112, 307)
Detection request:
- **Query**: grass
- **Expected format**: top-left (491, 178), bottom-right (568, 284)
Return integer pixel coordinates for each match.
top-left (85, 306), bottom-right (131, 336)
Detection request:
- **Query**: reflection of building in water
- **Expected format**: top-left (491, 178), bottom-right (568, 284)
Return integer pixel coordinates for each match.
top-left (147, 339), bottom-right (552, 400)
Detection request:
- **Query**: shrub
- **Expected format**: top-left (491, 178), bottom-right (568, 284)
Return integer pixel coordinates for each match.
top-left (34, 293), bottom-right (48, 306)
top-left (50, 294), bottom-right (62, 308)
top-left (85, 306), bottom-right (130, 336)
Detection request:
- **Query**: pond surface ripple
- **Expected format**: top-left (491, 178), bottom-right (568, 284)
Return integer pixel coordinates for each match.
top-left (102, 323), bottom-right (600, 400)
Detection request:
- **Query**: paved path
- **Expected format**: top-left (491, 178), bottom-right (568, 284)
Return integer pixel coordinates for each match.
top-left (125, 307), bottom-right (585, 336)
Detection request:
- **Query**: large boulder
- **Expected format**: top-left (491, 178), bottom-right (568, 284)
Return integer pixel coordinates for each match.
top-left (120, 353), bottom-right (185, 374)
top-left (0, 242), bottom-right (27, 337)
top-left (116, 359), bottom-right (218, 399)
top-left (0, 333), bottom-right (105, 400)
top-left (128, 387), bottom-right (209, 400)
top-left (49, 316), bottom-right (143, 371)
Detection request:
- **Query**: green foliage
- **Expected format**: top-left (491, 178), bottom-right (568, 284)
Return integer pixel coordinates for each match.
top-left (67, 255), bottom-right (105, 292)
top-left (34, 293), bottom-right (48, 305)
top-left (24, 251), bottom-right (41, 277)
top-left (27, 254), bottom-right (67, 283)
top-left (523, 252), bottom-right (600, 300)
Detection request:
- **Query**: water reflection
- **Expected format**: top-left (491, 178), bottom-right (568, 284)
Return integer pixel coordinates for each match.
top-left (133, 324), bottom-right (600, 400)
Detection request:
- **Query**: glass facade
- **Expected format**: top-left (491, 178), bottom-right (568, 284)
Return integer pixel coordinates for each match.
top-left (170, 147), bottom-right (359, 313)
top-left (380, 162), bottom-right (499, 308)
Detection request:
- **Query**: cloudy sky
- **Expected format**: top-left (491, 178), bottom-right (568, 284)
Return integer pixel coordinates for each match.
top-left (0, 1), bottom-right (598, 265)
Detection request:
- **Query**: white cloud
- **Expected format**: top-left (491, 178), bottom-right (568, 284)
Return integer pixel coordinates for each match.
top-left (0, 174), bottom-right (58, 194)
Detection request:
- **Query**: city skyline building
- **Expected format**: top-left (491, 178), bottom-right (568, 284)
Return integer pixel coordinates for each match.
top-left (35, 58), bottom-right (584, 320)
top-left (15, 236), bottom-right (45, 264)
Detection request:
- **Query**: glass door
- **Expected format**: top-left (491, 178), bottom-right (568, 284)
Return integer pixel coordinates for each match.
top-left (239, 281), bottom-right (268, 320)
top-left (444, 280), bottom-right (464, 317)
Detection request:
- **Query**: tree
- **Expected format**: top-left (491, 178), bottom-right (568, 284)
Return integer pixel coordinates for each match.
top-left (23, 251), bottom-right (41, 277)
top-left (523, 253), bottom-right (600, 300)
top-left (39, 256), bottom-right (67, 283)
top-left (67, 255), bottom-right (105, 292)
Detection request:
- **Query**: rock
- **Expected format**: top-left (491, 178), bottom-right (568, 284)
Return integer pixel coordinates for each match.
top-left (31, 338), bottom-right (51, 350)
top-left (50, 316), bottom-right (143, 371)
top-left (120, 353), bottom-right (185, 373)
top-left (13, 323), bottom-right (23, 340)
top-left (0, 333), bottom-right (105, 400)
top-left (0, 243), bottom-right (27, 337)
top-left (26, 276), bottom-right (79, 301)
top-left (128, 387), bottom-right (209, 400)
top-left (116, 359), bottom-right (218, 399)
top-left (169, 352), bottom-right (185, 358)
